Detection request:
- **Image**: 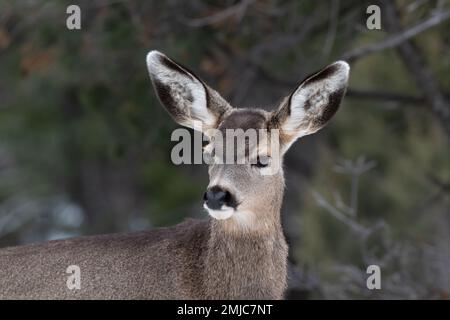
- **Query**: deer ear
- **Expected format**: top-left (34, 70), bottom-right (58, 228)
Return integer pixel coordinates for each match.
top-left (146, 51), bottom-right (231, 131)
top-left (271, 61), bottom-right (349, 150)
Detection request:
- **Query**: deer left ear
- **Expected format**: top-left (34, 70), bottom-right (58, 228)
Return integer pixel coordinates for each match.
top-left (271, 61), bottom-right (349, 150)
top-left (146, 50), bottom-right (232, 132)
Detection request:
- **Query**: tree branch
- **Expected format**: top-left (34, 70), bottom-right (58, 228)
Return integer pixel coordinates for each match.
top-left (381, 0), bottom-right (450, 141)
top-left (254, 62), bottom-right (448, 106)
top-left (347, 89), bottom-right (450, 106)
top-left (341, 7), bottom-right (450, 62)
top-left (184, 0), bottom-right (255, 27)
top-left (313, 191), bottom-right (371, 237)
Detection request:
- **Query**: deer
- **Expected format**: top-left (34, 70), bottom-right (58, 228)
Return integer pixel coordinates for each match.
top-left (0, 51), bottom-right (349, 299)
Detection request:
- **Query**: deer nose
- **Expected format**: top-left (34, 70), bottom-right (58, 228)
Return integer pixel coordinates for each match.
top-left (203, 186), bottom-right (233, 210)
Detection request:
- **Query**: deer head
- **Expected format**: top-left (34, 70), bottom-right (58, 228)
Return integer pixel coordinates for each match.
top-left (146, 51), bottom-right (349, 232)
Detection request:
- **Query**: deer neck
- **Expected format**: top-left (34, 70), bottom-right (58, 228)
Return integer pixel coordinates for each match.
top-left (202, 190), bottom-right (287, 299)
top-left (212, 176), bottom-right (285, 235)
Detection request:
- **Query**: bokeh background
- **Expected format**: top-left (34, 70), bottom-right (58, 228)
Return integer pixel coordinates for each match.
top-left (0, 0), bottom-right (449, 299)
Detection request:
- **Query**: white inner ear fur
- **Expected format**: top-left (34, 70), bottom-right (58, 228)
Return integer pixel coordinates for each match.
top-left (283, 61), bottom-right (349, 137)
top-left (146, 50), bottom-right (216, 129)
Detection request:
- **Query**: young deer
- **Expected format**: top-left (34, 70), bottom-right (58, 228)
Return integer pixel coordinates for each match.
top-left (0, 51), bottom-right (349, 299)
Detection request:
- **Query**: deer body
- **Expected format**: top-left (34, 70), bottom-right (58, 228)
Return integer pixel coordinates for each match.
top-left (0, 51), bottom-right (349, 299)
top-left (0, 217), bottom-right (287, 299)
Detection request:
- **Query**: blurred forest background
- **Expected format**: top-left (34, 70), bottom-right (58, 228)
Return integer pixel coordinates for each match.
top-left (0, 0), bottom-right (449, 299)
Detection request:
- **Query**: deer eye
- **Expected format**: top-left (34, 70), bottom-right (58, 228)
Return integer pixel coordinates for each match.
top-left (252, 155), bottom-right (270, 168)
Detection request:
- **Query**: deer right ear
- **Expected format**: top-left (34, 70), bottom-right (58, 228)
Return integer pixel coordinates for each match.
top-left (146, 51), bottom-right (231, 131)
top-left (271, 61), bottom-right (349, 151)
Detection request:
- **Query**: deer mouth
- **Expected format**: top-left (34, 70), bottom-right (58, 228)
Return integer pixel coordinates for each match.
top-left (203, 204), bottom-right (235, 220)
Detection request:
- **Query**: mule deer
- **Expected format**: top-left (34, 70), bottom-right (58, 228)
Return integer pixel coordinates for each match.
top-left (0, 51), bottom-right (349, 299)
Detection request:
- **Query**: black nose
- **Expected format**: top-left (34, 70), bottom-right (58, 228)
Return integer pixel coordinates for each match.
top-left (203, 186), bottom-right (234, 210)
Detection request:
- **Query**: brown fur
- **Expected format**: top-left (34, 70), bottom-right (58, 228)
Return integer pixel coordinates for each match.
top-left (0, 216), bottom-right (287, 299)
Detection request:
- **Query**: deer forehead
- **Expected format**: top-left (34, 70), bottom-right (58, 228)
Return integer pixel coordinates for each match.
top-left (218, 109), bottom-right (268, 131)
top-left (214, 108), bottom-right (275, 156)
